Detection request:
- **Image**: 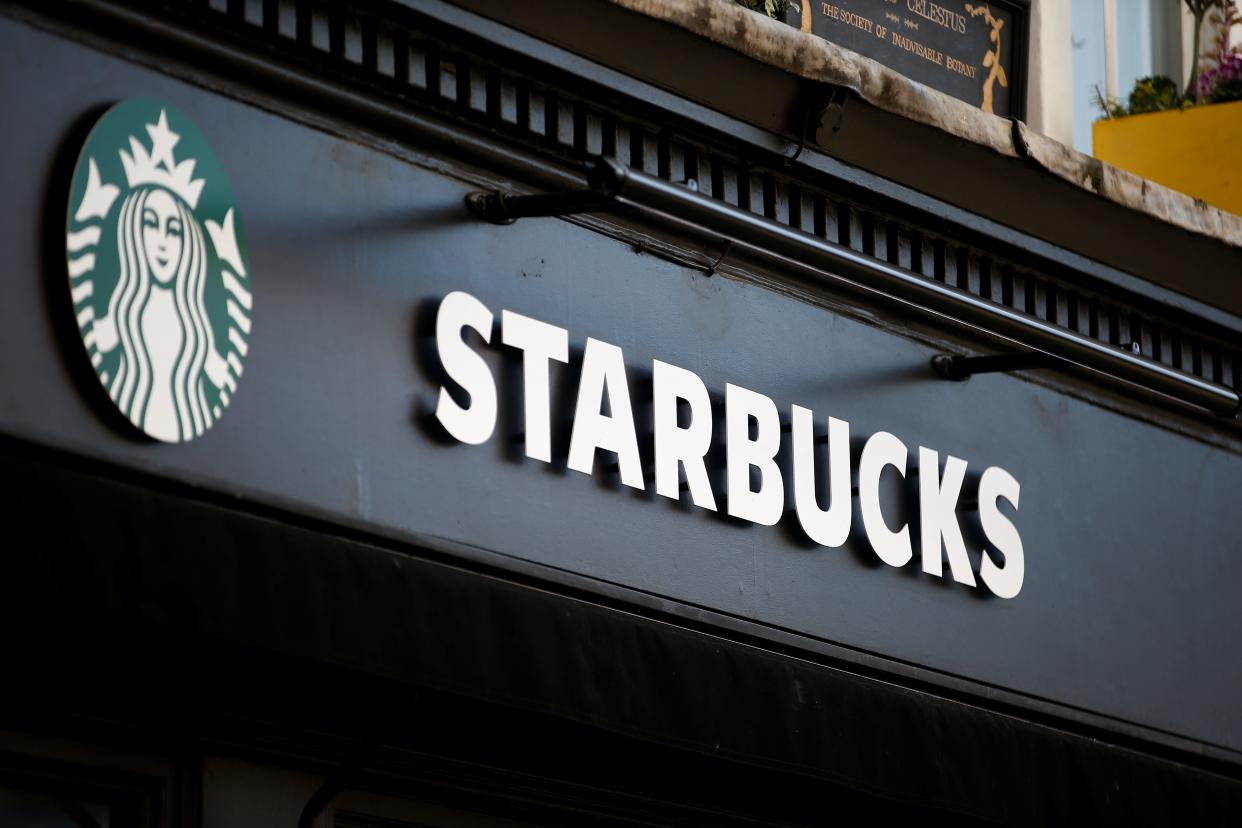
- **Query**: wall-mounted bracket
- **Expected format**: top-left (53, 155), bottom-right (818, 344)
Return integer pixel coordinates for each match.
top-left (784, 84), bottom-right (850, 167)
top-left (931, 351), bottom-right (1063, 381)
top-left (933, 342), bottom-right (1140, 382)
top-left (465, 161), bottom-right (624, 224)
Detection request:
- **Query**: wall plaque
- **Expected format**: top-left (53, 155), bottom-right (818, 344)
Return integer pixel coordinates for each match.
top-left (785, 0), bottom-right (1028, 117)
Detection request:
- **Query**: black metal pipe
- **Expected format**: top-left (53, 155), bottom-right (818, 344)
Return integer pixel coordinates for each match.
top-left (931, 352), bottom-right (1068, 381)
top-left (585, 159), bottom-right (1241, 419)
top-left (465, 187), bottom-right (620, 223)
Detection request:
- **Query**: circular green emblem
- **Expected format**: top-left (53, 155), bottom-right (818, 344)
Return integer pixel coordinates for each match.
top-left (65, 99), bottom-right (252, 442)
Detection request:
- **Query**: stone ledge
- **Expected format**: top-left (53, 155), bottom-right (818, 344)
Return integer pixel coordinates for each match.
top-left (608, 0), bottom-right (1242, 249)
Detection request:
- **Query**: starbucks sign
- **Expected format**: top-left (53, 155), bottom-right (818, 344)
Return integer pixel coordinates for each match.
top-left (65, 99), bottom-right (252, 442)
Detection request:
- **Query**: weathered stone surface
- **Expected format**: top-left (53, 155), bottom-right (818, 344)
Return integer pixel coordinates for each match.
top-left (608, 0), bottom-right (1242, 248)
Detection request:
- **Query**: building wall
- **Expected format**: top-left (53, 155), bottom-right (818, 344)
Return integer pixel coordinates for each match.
top-left (1027, 0), bottom-right (1075, 146)
top-left (2, 1), bottom-right (1241, 824)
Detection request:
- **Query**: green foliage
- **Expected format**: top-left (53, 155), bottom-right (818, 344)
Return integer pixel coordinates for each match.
top-left (735, 0), bottom-right (794, 19)
top-left (1094, 76), bottom-right (1187, 119)
top-left (1209, 74), bottom-right (1242, 103)
top-left (1128, 76), bottom-right (1183, 114)
top-left (1093, 85), bottom-right (1128, 119)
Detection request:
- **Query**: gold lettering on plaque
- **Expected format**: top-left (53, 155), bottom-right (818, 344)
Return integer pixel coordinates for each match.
top-left (907, 0), bottom-right (968, 34)
top-left (806, 0), bottom-right (1009, 114)
top-left (946, 55), bottom-right (978, 79)
top-left (891, 31), bottom-right (944, 66)
top-left (965, 3), bottom-right (1008, 113)
top-left (820, 2), bottom-right (875, 35)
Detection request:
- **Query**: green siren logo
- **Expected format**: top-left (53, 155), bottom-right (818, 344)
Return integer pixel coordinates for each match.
top-left (66, 99), bottom-right (252, 442)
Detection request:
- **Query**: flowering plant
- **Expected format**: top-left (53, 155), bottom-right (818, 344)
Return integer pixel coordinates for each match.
top-left (1100, 2), bottom-right (1240, 116)
top-left (1194, 3), bottom-right (1242, 103)
top-left (1197, 53), bottom-right (1242, 102)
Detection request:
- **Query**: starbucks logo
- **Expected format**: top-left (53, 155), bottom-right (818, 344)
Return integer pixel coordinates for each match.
top-left (65, 99), bottom-right (252, 442)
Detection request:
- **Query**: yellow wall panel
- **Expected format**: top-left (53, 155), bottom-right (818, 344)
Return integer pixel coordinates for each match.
top-left (1093, 100), bottom-right (1242, 217)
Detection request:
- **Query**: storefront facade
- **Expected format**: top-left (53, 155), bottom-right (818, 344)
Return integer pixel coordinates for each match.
top-left (2, 0), bottom-right (1241, 824)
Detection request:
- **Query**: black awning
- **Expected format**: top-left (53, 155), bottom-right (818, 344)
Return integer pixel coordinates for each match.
top-left (3, 437), bottom-right (1239, 825)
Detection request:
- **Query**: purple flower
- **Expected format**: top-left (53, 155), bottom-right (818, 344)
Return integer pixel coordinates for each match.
top-left (1198, 53), bottom-right (1242, 100)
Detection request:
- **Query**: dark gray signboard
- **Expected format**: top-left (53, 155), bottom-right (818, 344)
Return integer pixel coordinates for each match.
top-left (786, 0), bottom-right (1025, 116)
top-left (1, 15), bottom-right (1238, 763)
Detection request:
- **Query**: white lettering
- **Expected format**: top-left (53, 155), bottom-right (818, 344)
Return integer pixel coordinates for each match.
top-left (918, 447), bottom-right (976, 586)
top-left (725, 383), bottom-right (784, 526)
top-left (433, 295), bottom-right (1026, 597)
top-left (859, 431), bottom-right (912, 567)
top-left (979, 466), bottom-right (1024, 598)
top-left (501, 310), bottom-right (569, 463)
top-left (567, 338), bottom-right (645, 490)
top-left (792, 405), bottom-right (851, 548)
top-left (434, 291), bottom-right (496, 445)
top-left (653, 359), bottom-right (717, 510)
